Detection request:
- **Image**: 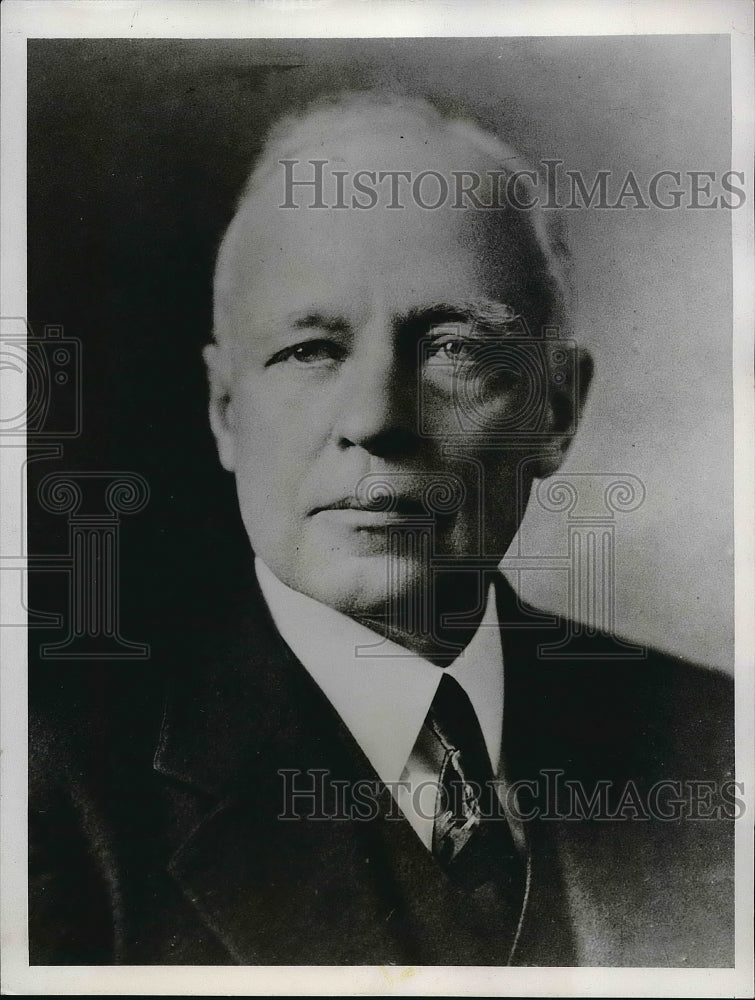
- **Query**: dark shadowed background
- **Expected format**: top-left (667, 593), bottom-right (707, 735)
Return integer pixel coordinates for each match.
top-left (27, 36), bottom-right (733, 671)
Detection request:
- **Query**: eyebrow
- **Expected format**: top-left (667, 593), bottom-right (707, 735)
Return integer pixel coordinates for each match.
top-left (403, 300), bottom-right (526, 335)
top-left (290, 313), bottom-right (351, 334)
top-left (284, 301), bottom-right (528, 338)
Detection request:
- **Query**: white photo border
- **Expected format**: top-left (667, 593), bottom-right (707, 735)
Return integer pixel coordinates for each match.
top-left (1, 1), bottom-right (753, 996)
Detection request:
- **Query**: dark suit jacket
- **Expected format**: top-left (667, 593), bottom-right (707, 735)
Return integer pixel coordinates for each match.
top-left (29, 571), bottom-right (735, 966)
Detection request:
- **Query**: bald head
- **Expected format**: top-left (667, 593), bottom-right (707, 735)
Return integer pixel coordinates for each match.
top-left (213, 91), bottom-right (571, 353)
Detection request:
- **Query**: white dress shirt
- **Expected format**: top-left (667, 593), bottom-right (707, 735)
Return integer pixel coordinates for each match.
top-left (255, 558), bottom-right (504, 850)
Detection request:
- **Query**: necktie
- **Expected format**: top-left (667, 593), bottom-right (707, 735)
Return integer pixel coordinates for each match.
top-left (425, 673), bottom-right (525, 898)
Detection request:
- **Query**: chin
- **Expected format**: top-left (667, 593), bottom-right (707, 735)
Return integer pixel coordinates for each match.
top-left (294, 548), bottom-right (431, 622)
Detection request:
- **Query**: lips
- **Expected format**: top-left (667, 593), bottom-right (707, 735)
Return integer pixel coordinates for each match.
top-left (312, 496), bottom-right (428, 517)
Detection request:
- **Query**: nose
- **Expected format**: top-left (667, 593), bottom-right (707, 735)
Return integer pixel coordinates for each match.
top-left (333, 333), bottom-right (419, 459)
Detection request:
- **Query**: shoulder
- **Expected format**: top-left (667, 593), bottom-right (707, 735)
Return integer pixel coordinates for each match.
top-left (29, 660), bottom-right (167, 801)
top-left (499, 590), bottom-right (733, 786)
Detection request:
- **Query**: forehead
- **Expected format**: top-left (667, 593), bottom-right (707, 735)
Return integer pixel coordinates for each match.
top-left (217, 121), bottom-right (542, 328)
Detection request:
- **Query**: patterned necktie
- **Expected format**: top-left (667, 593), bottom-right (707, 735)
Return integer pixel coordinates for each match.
top-left (425, 673), bottom-right (525, 896)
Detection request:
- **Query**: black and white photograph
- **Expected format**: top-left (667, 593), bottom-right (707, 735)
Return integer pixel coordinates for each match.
top-left (1, 0), bottom-right (753, 995)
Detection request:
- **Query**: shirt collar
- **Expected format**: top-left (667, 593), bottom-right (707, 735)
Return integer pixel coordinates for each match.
top-left (254, 559), bottom-right (504, 786)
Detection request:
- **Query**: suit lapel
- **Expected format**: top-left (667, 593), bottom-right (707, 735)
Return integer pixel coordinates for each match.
top-left (154, 572), bottom-right (421, 962)
top-left (493, 577), bottom-right (580, 965)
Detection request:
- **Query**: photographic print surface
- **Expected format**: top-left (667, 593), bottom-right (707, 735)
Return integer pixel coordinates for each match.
top-left (2, 2), bottom-right (753, 997)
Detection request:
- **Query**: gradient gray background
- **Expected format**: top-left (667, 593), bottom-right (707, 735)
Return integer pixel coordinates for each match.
top-left (28, 35), bottom-right (734, 671)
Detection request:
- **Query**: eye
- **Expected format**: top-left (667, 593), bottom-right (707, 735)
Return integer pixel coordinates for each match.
top-left (426, 326), bottom-right (481, 368)
top-left (266, 339), bottom-right (346, 368)
top-left (424, 330), bottom-right (526, 392)
top-left (290, 341), bottom-right (341, 364)
top-left (434, 339), bottom-right (477, 363)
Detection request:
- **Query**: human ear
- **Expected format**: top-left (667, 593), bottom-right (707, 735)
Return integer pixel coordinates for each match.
top-left (203, 341), bottom-right (237, 473)
top-left (534, 346), bottom-right (594, 479)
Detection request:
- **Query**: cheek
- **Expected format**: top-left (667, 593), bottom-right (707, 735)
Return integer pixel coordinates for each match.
top-left (420, 374), bottom-right (535, 441)
top-left (230, 385), bottom-right (327, 520)
top-left (232, 377), bottom-right (306, 462)
top-left (449, 449), bottom-right (529, 531)
top-left (482, 457), bottom-right (534, 550)
top-left (233, 415), bottom-right (296, 508)
top-left (230, 414), bottom-right (305, 566)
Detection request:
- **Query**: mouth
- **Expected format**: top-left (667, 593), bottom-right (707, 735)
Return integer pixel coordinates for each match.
top-left (312, 496), bottom-right (429, 518)
top-left (309, 493), bottom-right (455, 531)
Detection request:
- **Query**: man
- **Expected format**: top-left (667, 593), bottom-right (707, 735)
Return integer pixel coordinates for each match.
top-left (29, 92), bottom-right (734, 966)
